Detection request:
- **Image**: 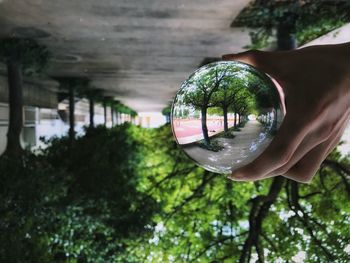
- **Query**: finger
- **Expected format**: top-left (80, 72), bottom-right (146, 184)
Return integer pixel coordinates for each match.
top-left (270, 110), bottom-right (349, 176)
top-left (222, 50), bottom-right (262, 66)
top-left (283, 121), bottom-right (348, 183)
top-left (228, 113), bottom-right (312, 182)
top-left (228, 100), bottom-right (349, 182)
top-left (222, 50), bottom-right (287, 82)
top-left (222, 50), bottom-right (287, 115)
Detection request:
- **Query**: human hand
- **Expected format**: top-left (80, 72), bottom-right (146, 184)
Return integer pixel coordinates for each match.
top-left (222, 43), bottom-right (350, 183)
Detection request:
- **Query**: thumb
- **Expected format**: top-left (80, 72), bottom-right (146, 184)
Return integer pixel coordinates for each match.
top-left (222, 50), bottom-right (283, 81)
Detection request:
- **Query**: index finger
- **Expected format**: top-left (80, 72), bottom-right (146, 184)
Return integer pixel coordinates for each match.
top-left (228, 114), bottom-right (313, 181)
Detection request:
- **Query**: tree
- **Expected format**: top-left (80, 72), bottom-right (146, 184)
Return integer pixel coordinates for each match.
top-left (56, 77), bottom-right (89, 143)
top-left (0, 38), bottom-right (50, 156)
top-left (162, 105), bottom-right (171, 124)
top-left (0, 119), bottom-right (349, 262)
top-left (77, 88), bottom-right (103, 129)
top-left (131, 125), bottom-right (350, 262)
top-left (232, 0), bottom-right (350, 49)
top-left (0, 124), bottom-right (159, 262)
top-left (245, 71), bottom-right (281, 133)
top-left (102, 98), bottom-right (108, 126)
top-left (105, 100), bottom-right (137, 126)
top-left (181, 65), bottom-right (229, 145)
top-left (211, 75), bottom-right (242, 133)
top-left (232, 90), bottom-right (255, 127)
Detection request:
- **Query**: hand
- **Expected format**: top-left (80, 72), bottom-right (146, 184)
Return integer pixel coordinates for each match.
top-left (222, 43), bottom-right (350, 183)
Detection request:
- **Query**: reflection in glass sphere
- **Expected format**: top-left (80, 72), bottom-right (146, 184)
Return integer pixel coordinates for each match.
top-left (171, 61), bottom-right (284, 174)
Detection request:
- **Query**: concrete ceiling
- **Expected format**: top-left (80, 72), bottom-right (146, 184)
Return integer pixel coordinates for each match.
top-left (0, 0), bottom-right (251, 112)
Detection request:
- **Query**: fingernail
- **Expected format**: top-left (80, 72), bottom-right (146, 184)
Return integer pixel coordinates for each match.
top-left (227, 172), bottom-right (245, 181)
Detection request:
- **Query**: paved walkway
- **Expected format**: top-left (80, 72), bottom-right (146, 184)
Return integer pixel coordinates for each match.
top-left (182, 120), bottom-right (272, 174)
top-left (173, 118), bottom-right (235, 144)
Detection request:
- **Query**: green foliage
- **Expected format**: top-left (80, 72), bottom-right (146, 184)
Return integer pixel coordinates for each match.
top-left (0, 37), bottom-right (50, 75)
top-left (56, 80), bottom-right (138, 117)
top-left (180, 62), bottom-right (277, 116)
top-left (210, 73), bottom-right (248, 116)
top-left (222, 131), bottom-right (236, 139)
top-left (57, 77), bottom-right (90, 91)
top-left (233, 0), bottom-right (350, 48)
top-left (107, 100), bottom-right (137, 116)
top-left (161, 105), bottom-right (171, 116)
top-left (196, 139), bottom-right (224, 152)
top-left (124, 125), bottom-right (350, 262)
top-left (0, 124), bottom-right (158, 262)
top-left (77, 87), bottom-right (103, 101)
top-left (1, 123), bottom-right (349, 262)
top-left (0, 153), bottom-right (65, 263)
top-left (180, 63), bottom-right (231, 110)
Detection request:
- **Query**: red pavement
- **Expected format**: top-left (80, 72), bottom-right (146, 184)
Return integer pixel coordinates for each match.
top-left (173, 118), bottom-right (235, 143)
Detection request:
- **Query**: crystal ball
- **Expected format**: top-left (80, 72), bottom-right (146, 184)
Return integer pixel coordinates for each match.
top-left (171, 61), bottom-right (284, 174)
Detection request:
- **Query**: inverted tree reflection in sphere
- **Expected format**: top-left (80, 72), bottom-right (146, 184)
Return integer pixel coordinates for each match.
top-left (171, 61), bottom-right (284, 174)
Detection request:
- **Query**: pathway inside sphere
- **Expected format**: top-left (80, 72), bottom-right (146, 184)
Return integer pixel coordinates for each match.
top-left (182, 120), bottom-right (272, 174)
top-left (173, 118), bottom-right (235, 144)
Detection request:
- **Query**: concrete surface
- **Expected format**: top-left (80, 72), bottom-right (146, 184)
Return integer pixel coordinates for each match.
top-left (0, 0), bottom-right (251, 112)
top-left (182, 120), bottom-right (272, 174)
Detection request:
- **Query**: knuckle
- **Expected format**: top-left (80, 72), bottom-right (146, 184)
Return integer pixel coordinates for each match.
top-left (286, 161), bottom-right (317, 184)
top-left (274, 166), bottom-right (290, 176)
top-left (313, 100), bottom-right (332, 120)
top-left (279, 152), bottom-right (293, 166)
top-left (317, 122), bottom-right (337, 142)
top-left (246, 49), bottom-right (261, 61)
top-left (272, 145), bottom-right (293, 166)
top-left (286, 169), bottom-right (313, 184)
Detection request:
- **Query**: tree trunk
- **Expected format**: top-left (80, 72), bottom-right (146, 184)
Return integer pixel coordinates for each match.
top-left (111, 107), bottom-right (114, 126)
top-left (234, 112), bottom-right (237, 129)
top-left (69, 86), bottom-right (75, 142)
top-left (238, 114), bottom-right (241, 126)
top-left (5, 59), bottom-right (23, 156)
top-left (239, 177), bottom-right (285, 263)
top-left (201, 106), bottom-right (210, 145)
top-left (89, 97), bottom-right (94, 128)
top-left (165, 114), bottom-right (170, 124)
top-left (277, 11), bottom-right (297, 50)
top-left (223, 105), bottom-right (228, 133)
top-left (103, 101), bottom-right (107, 127)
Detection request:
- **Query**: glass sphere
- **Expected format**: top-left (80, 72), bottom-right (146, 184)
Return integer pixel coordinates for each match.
top-left (171, 61), bottom-right (284, 174)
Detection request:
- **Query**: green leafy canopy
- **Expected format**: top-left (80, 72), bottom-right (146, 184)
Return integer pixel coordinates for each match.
top-left (0, 37), bottom-right (50, 75)
top-left (233, 0), bottom-right (350, 49)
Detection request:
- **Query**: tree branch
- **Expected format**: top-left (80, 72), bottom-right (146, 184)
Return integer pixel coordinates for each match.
top-left (239, 176), bottom-right (285, 263)
top-left (323, 159), bottom-right (350, 176)
top-left (289, 181), bottom-right (335, 261)
top-left (261, 232), bottom-right (278, 253)
top-left (322, 159), bottom-right (350, 197)
top-left (147, 165), bottom-right (197, 194)
top-left (165, 171), bottom-right (218, 222)
top-left (191, 231), bottom-right (248, 262)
